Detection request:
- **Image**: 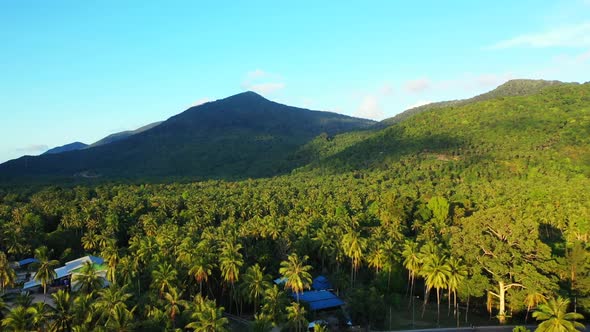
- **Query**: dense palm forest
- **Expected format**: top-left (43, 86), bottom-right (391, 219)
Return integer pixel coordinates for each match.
top-left (0, 82), bottom-right (589, 331)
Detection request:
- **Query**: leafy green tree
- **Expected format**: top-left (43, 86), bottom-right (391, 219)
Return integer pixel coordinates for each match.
top-left (532, 297), bottom-right (584, 332)
top-left (286, 301), bottom-right (307, 332)
top-left (185, 294), bottom-right (229, 332)
top-left (342, 229), bottom-right (365, 287)
top-left (33, 246), bottom-right (59, 298)
top-left (260, 285), bottom-right (288, 326)
top-left (279, 253), bottom-right (312, 302)
top-left (1, 306), bottom-right (31, 332)
top-left (72, 261), bottom-right (103, 294)
top-left (420, 252), bottom-right (450, 326)
top-left (0, 251), bottom-right (15, 294)
top-left (49, 290), bottom-right (73, 332)
top-left (241, 264), bottom-right (271, 315)
top-left (151, 262), bottom-right (177, 298)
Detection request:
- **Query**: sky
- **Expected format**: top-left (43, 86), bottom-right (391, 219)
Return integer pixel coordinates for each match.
top-left (1, 1), bottom-right (589, 163)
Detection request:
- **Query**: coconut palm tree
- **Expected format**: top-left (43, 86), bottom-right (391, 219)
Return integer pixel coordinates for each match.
top-left (33, 246), bottom-right (59, 298)
top-left (532, 297), bottom-right (584, 332)
top-left (279, 253), bottom-right (312, 302)
top-left (72, 261), bottom-right (103, 294)
top-left (0, 251), bottom-right (16, 294)
top-left (105, 303), bottom-right (135, 332)
top-left (523, 289), bottom-right (546, 323)
top-left (402, 241), bottom-right (421, 304)
top-left (420, 253), bottom-right (450, 326)
top-left (446, 257), bottom-right (467, 318)
top-left (163, 287), bottom-right (186, 330)
top-left (241, 264), bottom-right (271, 315)
top-left (28, 302), bottom-right (50, 332)
top-left (286, 301), bottom-right (307, 332)
top-left (185, 295), bottom-right (229, 332)
top-left (188, 253), bottom-right (213, 295)
top-left (261, 284), bottom-right (288, 326)
top-left (49, 290), bottom-right (73, 332)
top-left (1, 305), bottom-right (31, 331)
top-left (342, 229), bottom-right (365, 287)
top-left (367, 246), bottom-right (386, 274)
top-left (152, 262), bottom-right (177, 298)
top-left (93, 286), bottom-right (132, 325)
top-left (219, 241), bottom-right (243, 313)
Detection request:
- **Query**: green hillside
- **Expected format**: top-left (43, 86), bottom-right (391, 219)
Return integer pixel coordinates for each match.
top-left (381, 79), bottom-right (566, 125)
top-left (0, 82), bottom-right (589, 331)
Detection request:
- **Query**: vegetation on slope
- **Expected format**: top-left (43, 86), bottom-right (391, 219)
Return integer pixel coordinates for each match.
top-left (0, 82), bottom-right (589, 331)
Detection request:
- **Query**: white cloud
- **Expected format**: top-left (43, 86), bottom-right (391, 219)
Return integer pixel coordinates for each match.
top-left (355, 95), bottom-right (383, 120)
top-left (489, 22), bottom-right (590, 49)
top-left (246, 69), bottom-right (267, 79)
top-left (242, 69), bottom-right (285, 95)
top-left (191, 97), bottom-right (210, 107)
top-left (379, 83), bottom-right (394, 96)
top-left (407, 100), bottom-right (432, 109)
top-left (246, 82), bottom-right (286, 94)
top-left (403, 78), bottom-right (431, 94)
top-left (17, 144), bottom-right (48, 154)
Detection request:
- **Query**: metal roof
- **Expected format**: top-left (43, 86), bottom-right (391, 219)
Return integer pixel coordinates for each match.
top-left (293, 290), bottom-right (345, 311)
top-left (22, 255), bottom-right (105, 290)
top-left (17, 258), bottom-right (39, 266)
top-left (312, 275), bottom-right (332, 290)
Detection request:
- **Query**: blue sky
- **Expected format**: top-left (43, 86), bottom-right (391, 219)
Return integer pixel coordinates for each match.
top-left (1, 1), bottom-right (589, 163)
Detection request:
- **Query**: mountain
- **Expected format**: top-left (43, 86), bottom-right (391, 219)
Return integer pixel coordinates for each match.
top-left (381, 79), bottom-right (567, 126)
top-left (42, 142), bottom-right (88, 155)
top-left (89, 121), bottom-right (163, 147)
top-left (0, 91), bottom-right (375, 182)
top-left (295, 81), bottom-right (590, 177)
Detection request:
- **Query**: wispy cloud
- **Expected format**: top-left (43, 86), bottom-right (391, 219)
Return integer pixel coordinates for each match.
top-left (403, 78), bottom-right (431, 94)
top-left (356, 95), bottom-right (382, 119)
top-left (191, 97), bottom-right (210, 107)
top-left (407, 100), bottom-right (432, 109)
top-left (246, 82), bottom-right (286, 94)
top-left (489, 22), bottom-right (590, 49)
top-left (354, 83), bottom-right (393, 120)
top-left (241, 69), bottom-right (285, 95)
top-left (17, 144), bottom-right (48, 154)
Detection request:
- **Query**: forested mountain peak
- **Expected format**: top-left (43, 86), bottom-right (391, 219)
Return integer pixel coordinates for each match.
top-left (0, 92), bottom-right (375, 183)
top-left (380, 78), bottom-right (569, 126)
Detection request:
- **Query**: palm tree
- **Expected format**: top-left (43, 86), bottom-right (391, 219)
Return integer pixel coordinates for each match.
top-left (286, 301), bottom-right (307, 332)
top-left (0, 251), bottom-right (16, 294)
top-left (93, 286), bottom-right (132, 325)
top-left (279, 253), bottom-right (312, 302)
top-left (28, 302), bottom-right (50, 332)
top-left (105, 304), bottom-right (135, 332)
top-left (33, 246), bottom-right (59, 298)
top-left (367, 246), bottom-right (386, 274)
top-left (1, 306), bottom-right (31, 331)
top-left (72, 261), bottom-right (103, 294)
top-left (100, 241), bottom-right (119, 284)
top-left (342, 229), bottom-right (366, 287)
top-left (151, 262), bottom-right (177, 298)
top-left (241, 264), bottom-right (271, 315)
top-left (532, 297), bottom-right (584, 332)
top-left (420, 253), bottom-right (450, 326)
top-left (72, 293), bottom-right (94, 329)
top-left (49, 290), bottom-right (73, 332)
top-left (163, 287), bottom-right (186, 330)
top-left (446, 257), bottom-right (467, 318)
top-left (219, 241), bottom-right (243, 313)
top-left (261, 284), bottom-right (288, 326)
top-left (186, 295), bottom-right (229, 332)
top-left (402, 241), bottom-right (421, 302)
top-left (523, 289), bottom-right (546, 323)
top-left (188, 253), bottom-right (213, 295)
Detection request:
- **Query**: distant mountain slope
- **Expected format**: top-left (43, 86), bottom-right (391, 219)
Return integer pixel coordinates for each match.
top-left (381, 79), bottom-right (567, 126)
top-left (0, 91), bottom-right (375, 182)
top-left (89, 121), bottom-right (163, 147)
top-left (42, 142), bottom-right (88, 155)
top-left (295, 82), bottom-right (590, 177)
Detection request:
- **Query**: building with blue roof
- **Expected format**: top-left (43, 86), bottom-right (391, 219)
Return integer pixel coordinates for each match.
top-left (23, 255), bottom-right (106, 291)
